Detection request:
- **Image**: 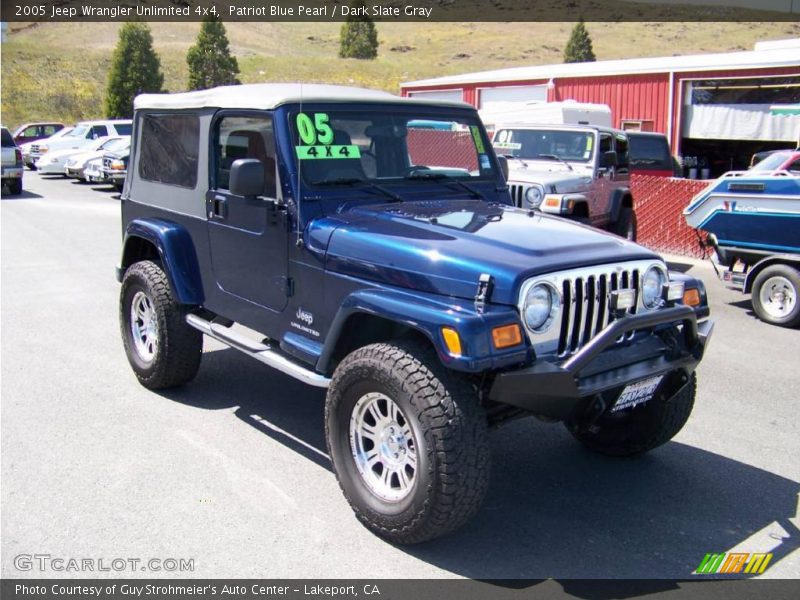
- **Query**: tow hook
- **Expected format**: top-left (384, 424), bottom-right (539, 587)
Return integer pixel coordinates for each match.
top-left (575, 394), bottom-right (607, 432)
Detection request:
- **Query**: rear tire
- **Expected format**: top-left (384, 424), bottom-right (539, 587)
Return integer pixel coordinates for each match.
top-left (612, 207), bottom-right (637, 241)
top-left (119, 260), bottom-right (202, 389)
top-left (566, 372), bottom-right (696, 457)
top-left (751, 265), bottom-right (800, 328)
top-left (325, 341), bottom-right (490, 544)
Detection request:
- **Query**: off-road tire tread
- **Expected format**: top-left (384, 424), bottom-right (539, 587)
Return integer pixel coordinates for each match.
top-left (326, 341), bottom-right (490, 544)
top-left (569, 373), bottom-right (696, 457)
top-left (120, 260), bottom-right (202, 390)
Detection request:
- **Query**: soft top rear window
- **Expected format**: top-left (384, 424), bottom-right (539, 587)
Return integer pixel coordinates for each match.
top-left (138, 114), bottom-right (199, 189)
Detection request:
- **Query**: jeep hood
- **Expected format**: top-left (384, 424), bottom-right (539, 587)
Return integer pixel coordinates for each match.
top-left (507, 164), bottom-right (594, 194)
top-left (318, 200), bottom-right (659, 305)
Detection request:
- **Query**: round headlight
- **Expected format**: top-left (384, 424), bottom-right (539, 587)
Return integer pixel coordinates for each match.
top-left (525, 185), bottom-right (544, 208)
top-left (641, 266), bottom-right (667, 309)
top-left (523, 282), bottom-right (560, 332)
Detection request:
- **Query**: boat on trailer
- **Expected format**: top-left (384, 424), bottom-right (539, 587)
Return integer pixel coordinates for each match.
top-left (683, 170), bottom-right (800, 327)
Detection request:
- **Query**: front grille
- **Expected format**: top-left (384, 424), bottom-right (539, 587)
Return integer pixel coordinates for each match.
top-left (102, 157), bottom-right (112, 170)
top-left (31, 144), bottom-right (40, 153)
top-left (519, 260), bottom-right (663, 358)
top-left (557, 267), bottom-right (640, 356)
top-left (509, 184), bottom-right (525, 207)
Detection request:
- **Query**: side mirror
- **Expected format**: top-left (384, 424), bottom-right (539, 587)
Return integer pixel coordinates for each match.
top-left (229, 158), bottom-right (265, 197)
top-left (497, 155), bottom-right (509, 182)
top-left (602, 150), bottom-right (618, 168)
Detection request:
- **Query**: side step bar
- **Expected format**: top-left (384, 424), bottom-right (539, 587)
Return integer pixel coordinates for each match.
top-left (185, 314), bottom-right (331, 388)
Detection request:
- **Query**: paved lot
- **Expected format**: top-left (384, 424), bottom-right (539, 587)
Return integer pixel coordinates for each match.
top-left (2, 173), bottom-right (798, 580)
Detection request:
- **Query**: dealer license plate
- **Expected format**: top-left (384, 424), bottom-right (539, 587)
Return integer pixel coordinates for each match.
top-left (611, 375), bottom-right (663, 412)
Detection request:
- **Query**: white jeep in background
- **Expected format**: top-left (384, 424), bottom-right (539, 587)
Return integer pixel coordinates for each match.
top-left (493, 123), bottom-right (637, 240)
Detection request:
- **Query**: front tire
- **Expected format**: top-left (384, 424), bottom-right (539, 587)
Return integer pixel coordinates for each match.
top-left (751, 265), bottom-right (800, 328)
top-left (566, 372), bottom-right (696, 457)
top-left (612, 206), bottom-right (637, 241)
top-left (325, 341), bottom-right (490, 544)
top-left (119, 260), bottom-right (202, 389)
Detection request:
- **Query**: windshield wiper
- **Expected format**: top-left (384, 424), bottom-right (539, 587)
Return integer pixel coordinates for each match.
top-left (405, 171), bottom-right (486, 201)
top-left (310, 177), bottom-right (401, 202)
top-left (502, 154), bottom-right (528, 168)
top-left (537, 154), bottom-right (574, 171)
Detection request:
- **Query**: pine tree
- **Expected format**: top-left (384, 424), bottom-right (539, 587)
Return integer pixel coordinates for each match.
top-left (339, 1), bottom-right (379, 60)
top-left (187, 19), bottom-right (241, 90)
top-left (563, 19), bottom-right (597, 64)
top-left (105, 23), bottom-right (164, 118)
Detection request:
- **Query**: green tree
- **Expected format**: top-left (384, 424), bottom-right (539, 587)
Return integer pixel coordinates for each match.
top-left (563, 19), bottom-right (596, 64)
top-left (339, 1), bottom-right (379, 60)
top-left (105, 23), bottom-right (164, 118)
top-left (187, 19), bottom-right (241, 90)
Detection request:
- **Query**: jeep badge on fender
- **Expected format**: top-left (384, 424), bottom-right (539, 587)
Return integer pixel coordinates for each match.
top-left (117, 84), bottom-right (713, 544)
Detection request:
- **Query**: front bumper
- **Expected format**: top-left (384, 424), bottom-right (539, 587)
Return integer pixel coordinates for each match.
top-left (1, 167), bottom-right (23, 179)
top-left (489, 305), bottom-right (713, 420)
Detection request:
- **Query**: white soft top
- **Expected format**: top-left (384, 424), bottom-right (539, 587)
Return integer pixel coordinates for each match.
top-left (135, 83), bottom-right (472, 111)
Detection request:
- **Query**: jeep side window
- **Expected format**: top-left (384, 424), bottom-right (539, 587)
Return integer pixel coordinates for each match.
top-left (599, 133), bottom-right (613, 168)
top-left (213, 116), bottom-right (277, 198)
top-left (615, 134), bottom-right (629, 172)
top-left (138, 114), bottom-right (200, 188)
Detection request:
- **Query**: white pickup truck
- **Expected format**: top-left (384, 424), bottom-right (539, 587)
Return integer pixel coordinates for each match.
top-left (1, 126), bottom-right (24, 195)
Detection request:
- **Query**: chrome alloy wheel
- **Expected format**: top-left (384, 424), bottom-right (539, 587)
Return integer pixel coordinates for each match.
top-left (130, 290), bottom-right (158, 363)
top-left (758, 276), bottom-right (797, 319)
top-left (349, 392), bottom-right (418, 502)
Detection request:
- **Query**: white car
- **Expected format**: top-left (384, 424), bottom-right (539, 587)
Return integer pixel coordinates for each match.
top-left (84, 157), bottom-right (105, 183)
top-left (20, 126), bottom-right (73, 169)
top-left (35, 136), bottom-right (125, 175)
top-left (28, 119), bottom-right (132, 167)
top-left (64, 137), bottom-right (130, 180)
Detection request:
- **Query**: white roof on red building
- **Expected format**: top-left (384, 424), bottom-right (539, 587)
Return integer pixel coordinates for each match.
top-left (403, 45), bottom-right (800, 89)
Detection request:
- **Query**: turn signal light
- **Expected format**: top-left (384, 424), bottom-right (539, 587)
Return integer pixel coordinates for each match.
top-left (543, 196), bottom-right (560, 208)
top-left (492, 324), bottom-right (523, 349)
top-left (683, 288), bottom-right (701, 307)
top-left (441, 327), bottom-right (462, 357)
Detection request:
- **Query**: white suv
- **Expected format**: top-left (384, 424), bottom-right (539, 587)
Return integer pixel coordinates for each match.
top-left (29, 120), bottom-right (132, 168)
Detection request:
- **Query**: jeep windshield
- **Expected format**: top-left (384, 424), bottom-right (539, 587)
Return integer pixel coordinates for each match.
top-left (492, 128), bottom-right (595, 163)
top-left (290, 108), bottom-right (497, 188)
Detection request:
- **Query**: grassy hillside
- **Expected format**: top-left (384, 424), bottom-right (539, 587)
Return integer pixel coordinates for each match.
top-left (2, 20), bottom-right (797, 128)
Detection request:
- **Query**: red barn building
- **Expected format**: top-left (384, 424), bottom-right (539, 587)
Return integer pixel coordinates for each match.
top-left (401, 40), bottom-right (800, 176)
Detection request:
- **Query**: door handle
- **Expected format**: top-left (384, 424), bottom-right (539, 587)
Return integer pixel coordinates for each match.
top-left (212, 196), bottom-right (228, 219)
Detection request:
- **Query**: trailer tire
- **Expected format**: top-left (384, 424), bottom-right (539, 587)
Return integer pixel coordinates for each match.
top-left (751, 264), bottom-right (800, 328)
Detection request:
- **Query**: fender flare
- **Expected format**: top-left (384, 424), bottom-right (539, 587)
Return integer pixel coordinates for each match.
top-left (744, 254), bottom-right (800, 294)
top-left (608, 187), bottom-right (633, 223)
top-left (316, 287), bottom-right (527, 375)
top-left (119, 218), bottom-right (204, 305)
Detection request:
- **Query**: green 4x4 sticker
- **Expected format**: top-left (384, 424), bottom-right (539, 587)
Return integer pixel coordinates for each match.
top-left (295, 112), bottom-right (361, 160)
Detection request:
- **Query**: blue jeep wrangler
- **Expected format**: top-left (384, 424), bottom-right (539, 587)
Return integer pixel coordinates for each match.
top-left (117, 84), bottom-right (713, 543)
